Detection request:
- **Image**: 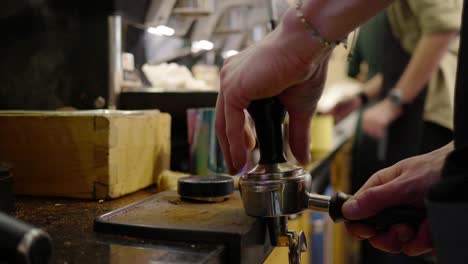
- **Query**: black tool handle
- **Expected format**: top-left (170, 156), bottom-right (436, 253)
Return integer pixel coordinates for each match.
top-left (247, 98), bottom-right (287, 164)
top-left (329, 192), bottom-right (426, 231)
top-left (0, 212), bottom-right (52, 264)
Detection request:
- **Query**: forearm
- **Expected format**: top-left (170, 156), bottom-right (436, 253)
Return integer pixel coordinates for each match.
top-left (302, 0), bottom-right (394, 41)
top-left (362, 73), bottom-right (383, 100)
top-left (436, 141), bottom-right (454, 155)
top-left (278, 0), bottom-right (394, 64)
top-left (394, 32), bottom-right (457, 103)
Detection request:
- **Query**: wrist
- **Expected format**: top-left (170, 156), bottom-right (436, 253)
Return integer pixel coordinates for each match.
top-left (383, 98), bottom-right (403, 118)
top-left (279, 7), bottom-right (335, 64)
top-left (387, 88), bottom-right (407, 108)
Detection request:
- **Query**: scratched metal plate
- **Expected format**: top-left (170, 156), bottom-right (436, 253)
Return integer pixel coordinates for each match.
top-left (94, 191), bottom-right (273, 264)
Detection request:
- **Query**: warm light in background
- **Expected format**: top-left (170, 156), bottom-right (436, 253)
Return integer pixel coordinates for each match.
top-left (191, 40), bottom-right (214, 53)
top-left (222, 50), bottom-right (239, 59)
top-left (147, 25), bottom-right (175, 37)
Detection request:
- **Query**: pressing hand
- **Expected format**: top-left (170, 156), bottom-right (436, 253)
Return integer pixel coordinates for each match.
top-left (215, 14), bottom-right (332, 174)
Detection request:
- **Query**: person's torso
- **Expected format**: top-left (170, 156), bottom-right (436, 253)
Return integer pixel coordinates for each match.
top-left (386, 0), bottom-right (462, 130)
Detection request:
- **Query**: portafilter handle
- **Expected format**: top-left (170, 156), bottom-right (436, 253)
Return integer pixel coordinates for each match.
top-left (247, 98), bottom-right (287, 164)
top-left (309, 191), bottom-right (427, 232)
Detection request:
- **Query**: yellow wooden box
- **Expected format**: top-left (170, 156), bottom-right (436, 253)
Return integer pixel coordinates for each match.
top-left (0, 110), bottom-right (171, 199)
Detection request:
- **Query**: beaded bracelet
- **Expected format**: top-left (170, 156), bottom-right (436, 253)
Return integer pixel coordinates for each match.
top-left (295, 0), bottom-right (348, 49)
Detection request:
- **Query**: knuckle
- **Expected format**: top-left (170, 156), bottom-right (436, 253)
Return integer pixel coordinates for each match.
top-left (220, 67), bottom-right (228, 80)
top-left (402, 246), bottom-right (416, 256)
top-left (220, 63), bottom-right (230, 81)
top-left (223, 56), bottom-right (232, 65)
top-left (371, 171), bottom-right (387, 186)
top-left (370, 240), bottom-right (402, 254)
top-left (395, 160), bottom-right (406, 174)
top-left (358, 188), bottom-right (384, 214)
top-left (403, 246), bottom-right (431, 257)
top-left (362, 188), bottom-right (379, 203)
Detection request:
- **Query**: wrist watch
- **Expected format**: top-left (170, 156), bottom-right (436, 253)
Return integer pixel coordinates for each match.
top-left (358, 91), bottom-right (369, 105)
top-left (387, 89), bottom-right (405, 108)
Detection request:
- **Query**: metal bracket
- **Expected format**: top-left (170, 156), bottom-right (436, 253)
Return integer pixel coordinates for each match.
top-left (285, 230), bottom-right (307, 264)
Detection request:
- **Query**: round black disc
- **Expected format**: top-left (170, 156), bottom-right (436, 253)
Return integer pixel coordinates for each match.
top-left (177, 175), bottom-right (234, 199)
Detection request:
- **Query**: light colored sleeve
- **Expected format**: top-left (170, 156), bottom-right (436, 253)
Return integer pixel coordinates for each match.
top-left (408, 0), bottom-right (462, 33)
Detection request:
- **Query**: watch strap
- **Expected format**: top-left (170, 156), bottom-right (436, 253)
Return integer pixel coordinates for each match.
top-left (387, 89), bottom-right (404, 107)
top-left (358, 91), bottom-right (369, 105)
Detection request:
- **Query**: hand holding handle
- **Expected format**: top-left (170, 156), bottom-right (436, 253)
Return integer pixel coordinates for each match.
top-left (330, 192), bottom-right (426, 232)
top-left (247, 98), bottom-right (287, 164)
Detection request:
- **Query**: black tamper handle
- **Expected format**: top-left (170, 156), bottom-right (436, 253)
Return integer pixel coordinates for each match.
top-left (247, 98), bottom-right (287, 164)
top-left (329, 192), bottom-right (426, 231)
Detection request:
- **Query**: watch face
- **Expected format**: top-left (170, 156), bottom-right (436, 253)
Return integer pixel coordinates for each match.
top-left (388, 89), bottom-right (404, 107)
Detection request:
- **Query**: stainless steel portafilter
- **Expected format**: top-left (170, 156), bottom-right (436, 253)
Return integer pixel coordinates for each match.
top-left (239, 98), bottom-right (425, 264)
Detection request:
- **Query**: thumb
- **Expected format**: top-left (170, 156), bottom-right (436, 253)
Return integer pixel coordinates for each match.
top-left (343, 182), bottom-right (408, 220)
top-left (343, 166), bottom-right (406, 220)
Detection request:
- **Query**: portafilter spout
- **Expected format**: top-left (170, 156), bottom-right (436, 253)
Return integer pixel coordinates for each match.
top-left (239, 98), bottom-right (426, 263)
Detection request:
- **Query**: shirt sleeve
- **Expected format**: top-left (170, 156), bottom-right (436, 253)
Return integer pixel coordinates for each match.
top-left (408, 0), bottom-right (462, 33)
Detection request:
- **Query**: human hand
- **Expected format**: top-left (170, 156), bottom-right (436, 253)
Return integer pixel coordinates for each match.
top-left (215, 11), bottom-right (331, 174)
top-left (362, 99), bottom-right (402, 138)
top-left (342, 142), bottom-right (454, 255)
top-left (328, 95), bottom-right (362, 123)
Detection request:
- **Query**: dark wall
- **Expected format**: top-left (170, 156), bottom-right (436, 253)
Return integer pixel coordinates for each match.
top-left (0, 0), bottom-right (114, 110)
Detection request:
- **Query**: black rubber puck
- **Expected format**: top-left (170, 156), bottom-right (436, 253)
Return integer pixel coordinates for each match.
top-left (178, 175), bottom-right (234, 201)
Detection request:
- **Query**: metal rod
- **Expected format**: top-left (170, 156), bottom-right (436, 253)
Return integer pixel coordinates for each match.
top-left (306, 192), bottom-right (331, 213)
top-left (108, 15), bottom-right (122, 110)
top-left (265, 0), bottom-right (277, 30)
